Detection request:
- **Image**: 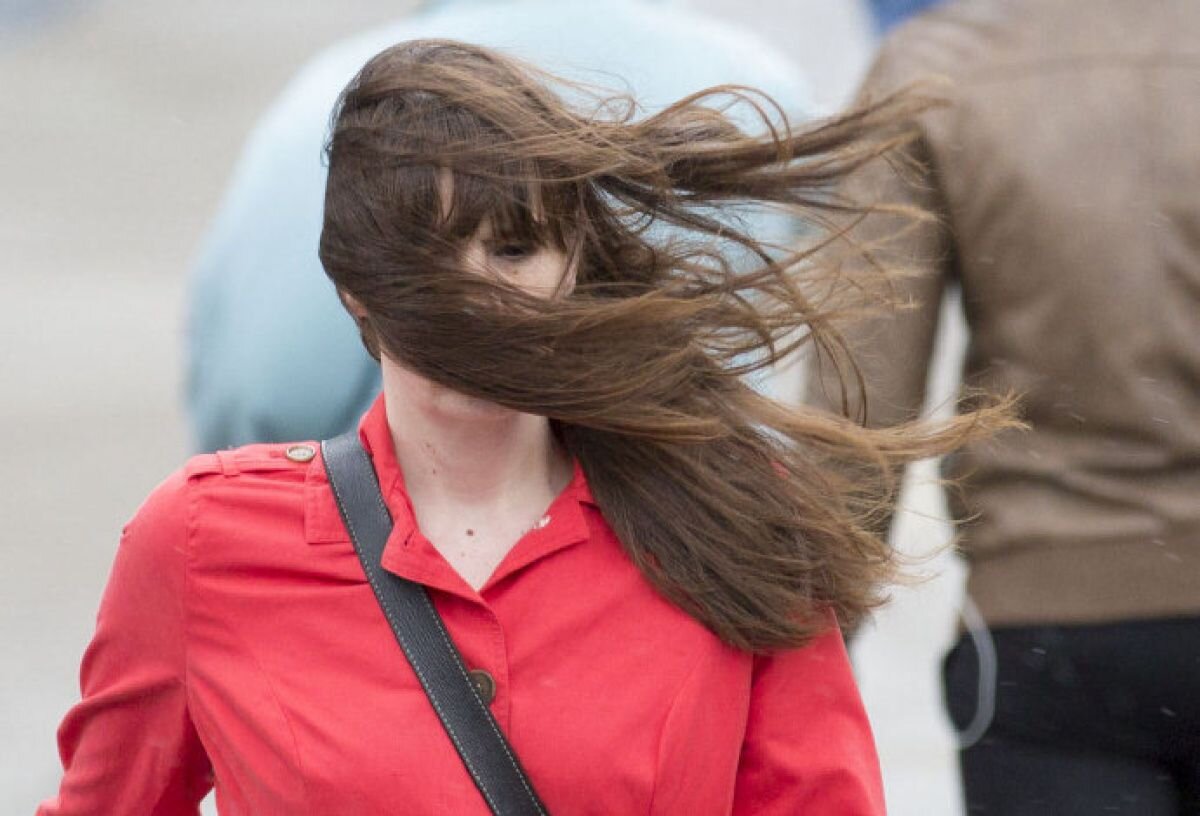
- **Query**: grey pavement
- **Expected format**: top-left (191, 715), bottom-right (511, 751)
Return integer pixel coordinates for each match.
top-left (1, 3), bottom-right (966, 813)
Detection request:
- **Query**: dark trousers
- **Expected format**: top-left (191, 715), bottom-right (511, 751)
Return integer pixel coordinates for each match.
top-left (943, 617), bottom-right (1200, 815)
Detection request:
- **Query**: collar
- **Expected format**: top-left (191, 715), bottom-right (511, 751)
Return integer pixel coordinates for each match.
top-left (305, 394), bottom-right (596, 600)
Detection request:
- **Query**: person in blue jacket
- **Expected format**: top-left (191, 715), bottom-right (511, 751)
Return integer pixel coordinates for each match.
top-left (186, 0), bottom-right (812, 451)
top-left (862, 0), bottom-right (943, 33)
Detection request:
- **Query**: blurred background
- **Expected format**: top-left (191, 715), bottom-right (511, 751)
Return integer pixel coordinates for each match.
top-left (1, 1), bottom-right (969, 813)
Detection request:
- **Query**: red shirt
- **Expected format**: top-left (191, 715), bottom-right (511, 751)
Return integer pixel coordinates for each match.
top-left (40, 397), bottom-right (885, 815)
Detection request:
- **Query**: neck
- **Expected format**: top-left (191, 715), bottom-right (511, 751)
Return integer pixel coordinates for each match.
top-left (381, 370), bottom-right (570, 514)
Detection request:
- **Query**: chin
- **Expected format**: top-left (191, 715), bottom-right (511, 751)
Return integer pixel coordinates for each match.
top-left (382, 356), bottom-right (519, 423)
top-left (430, 387), bottom-right (516, 422)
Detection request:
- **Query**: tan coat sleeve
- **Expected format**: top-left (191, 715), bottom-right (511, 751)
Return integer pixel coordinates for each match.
top-left (803, 48), bottom-right (954, 432)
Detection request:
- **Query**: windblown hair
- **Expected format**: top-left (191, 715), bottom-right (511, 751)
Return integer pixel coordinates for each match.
top-left (320, 39), bottom-right (1008, 651)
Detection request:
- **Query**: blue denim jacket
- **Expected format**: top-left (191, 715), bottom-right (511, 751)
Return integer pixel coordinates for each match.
top-left (863, 0), bottom-right (944, 33)
top-left (186, 0), bottom-right (811, 450)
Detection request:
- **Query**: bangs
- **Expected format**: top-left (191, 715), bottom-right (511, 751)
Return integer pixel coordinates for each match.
top-left (385, 102), bottom-right (577, 252)
top-left (438, 169), bottom-right (577, 252)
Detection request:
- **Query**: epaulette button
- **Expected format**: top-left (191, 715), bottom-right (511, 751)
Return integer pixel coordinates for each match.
top-left (285, 444), bottom-right (316, 463)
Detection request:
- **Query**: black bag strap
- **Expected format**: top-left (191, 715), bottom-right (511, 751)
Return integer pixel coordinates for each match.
top-left (321, 431), bottom-right (548, 816)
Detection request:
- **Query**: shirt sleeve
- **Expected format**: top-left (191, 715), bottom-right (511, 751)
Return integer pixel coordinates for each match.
top-left (37, 471), bottom-right (212, 815)
top-left (732, 615), bottom-right (886, 815)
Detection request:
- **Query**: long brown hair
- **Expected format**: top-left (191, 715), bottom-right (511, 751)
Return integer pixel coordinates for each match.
top-left (320, 39), bottom-right (1008, 651)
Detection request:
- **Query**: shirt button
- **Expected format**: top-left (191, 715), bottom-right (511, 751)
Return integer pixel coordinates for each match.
top-left (285, 444), bottom-right (316, 463)
top-left (468, 669), bottom-right (496, 705)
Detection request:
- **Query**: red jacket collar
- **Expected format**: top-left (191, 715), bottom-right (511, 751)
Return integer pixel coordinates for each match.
top-left (305, 395), bottom-right (596, 599)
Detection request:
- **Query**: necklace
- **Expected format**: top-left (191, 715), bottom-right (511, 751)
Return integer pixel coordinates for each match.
top-left (464, 512), bottom-right (551, 539)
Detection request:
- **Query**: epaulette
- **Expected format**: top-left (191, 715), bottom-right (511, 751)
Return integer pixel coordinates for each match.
top-left (184, 442), bottom-right (320, 479)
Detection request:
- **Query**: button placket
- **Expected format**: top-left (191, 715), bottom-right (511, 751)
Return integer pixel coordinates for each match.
top-left (456, 601), bottom-right (510, 727)
top-left (485, 606), bottom-right (511, 728)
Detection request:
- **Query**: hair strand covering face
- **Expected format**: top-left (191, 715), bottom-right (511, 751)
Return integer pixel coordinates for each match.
top-left (319, 39), bottom-right (1015, 652)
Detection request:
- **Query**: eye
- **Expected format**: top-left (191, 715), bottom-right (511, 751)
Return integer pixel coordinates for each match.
top-left (490, 242), bottom-right (533, 261)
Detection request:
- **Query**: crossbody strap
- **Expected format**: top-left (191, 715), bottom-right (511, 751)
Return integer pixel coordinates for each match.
top-left (321, 432), bottom-right (549, 816)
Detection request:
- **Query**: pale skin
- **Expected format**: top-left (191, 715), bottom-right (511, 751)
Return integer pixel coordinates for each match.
top-left (344, 207), bottom-right (578, 591)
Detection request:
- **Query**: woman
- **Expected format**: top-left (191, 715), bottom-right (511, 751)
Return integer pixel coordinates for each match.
top-left (40, 40), bottom-right (1002, 814)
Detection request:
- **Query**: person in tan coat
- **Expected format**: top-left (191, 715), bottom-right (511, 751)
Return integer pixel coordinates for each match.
top-left (814, 0), bottom-right (1200, 812)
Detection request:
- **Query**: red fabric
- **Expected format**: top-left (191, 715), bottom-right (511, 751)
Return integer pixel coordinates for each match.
top-left (40, 396), bottom-right (885, 815)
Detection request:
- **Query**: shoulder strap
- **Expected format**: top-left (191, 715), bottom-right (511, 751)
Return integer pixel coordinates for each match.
top-left (321, 432), bottom-right (549, 816)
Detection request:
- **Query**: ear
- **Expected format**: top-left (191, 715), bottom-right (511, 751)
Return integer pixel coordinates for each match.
top-left (338, 290), bottom-right (370, 320)
top-left (337, 290), bottom-right (382, 361)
